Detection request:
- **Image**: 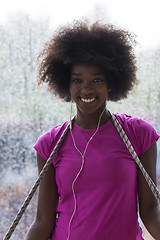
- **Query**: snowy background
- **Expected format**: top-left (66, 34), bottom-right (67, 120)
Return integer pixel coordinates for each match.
top-left (0, 1), bottom-right (160, 239)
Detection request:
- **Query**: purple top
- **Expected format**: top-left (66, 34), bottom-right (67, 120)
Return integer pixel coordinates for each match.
top-left (34, 113), bottom-right (160, 240)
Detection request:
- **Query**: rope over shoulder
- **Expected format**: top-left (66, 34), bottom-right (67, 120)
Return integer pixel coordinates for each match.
top-left (111, 114), bottom-right (160, 205)
top-left (3, 113), bottom-right (160, 239)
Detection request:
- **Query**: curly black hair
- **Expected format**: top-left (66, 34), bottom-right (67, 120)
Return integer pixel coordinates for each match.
top-left (37, 20), bottom-right (137, 102)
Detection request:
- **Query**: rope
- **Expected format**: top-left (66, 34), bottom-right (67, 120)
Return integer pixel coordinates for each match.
top-left (3, 119), bottom-right (73, 240)
top-left (111, 114), bottom-right (160, 205)
top-left (4, 113), bottom-right (160, 239)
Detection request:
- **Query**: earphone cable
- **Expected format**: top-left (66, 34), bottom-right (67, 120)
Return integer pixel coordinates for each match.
top-left (67, 107), bottom-right (106, 240)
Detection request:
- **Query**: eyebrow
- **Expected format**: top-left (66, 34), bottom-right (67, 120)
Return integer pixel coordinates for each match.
top-left (71, 72), bottom-right (105, 76)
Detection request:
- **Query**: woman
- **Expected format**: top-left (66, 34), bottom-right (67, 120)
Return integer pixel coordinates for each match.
top-left (25, 21), bottom-right (160, 239)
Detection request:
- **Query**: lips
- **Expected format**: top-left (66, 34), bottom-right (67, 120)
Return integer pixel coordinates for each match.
top-left (80, 97), bottom-right (96, 103)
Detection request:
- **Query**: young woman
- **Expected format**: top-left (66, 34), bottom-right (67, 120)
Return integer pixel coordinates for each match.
top-left (25, 21), bottom-right (160, 240)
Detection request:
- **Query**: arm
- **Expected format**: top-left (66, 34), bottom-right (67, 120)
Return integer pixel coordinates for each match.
top-left (138, 141), bottom-right (160, 240)
top-left (25, 153), bottom-right (59, 240)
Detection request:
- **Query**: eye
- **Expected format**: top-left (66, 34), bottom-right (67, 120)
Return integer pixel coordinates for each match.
top-left (93, 78), bottom-right (104, 83)
top-left (71, 78), bottom-right (82, 83)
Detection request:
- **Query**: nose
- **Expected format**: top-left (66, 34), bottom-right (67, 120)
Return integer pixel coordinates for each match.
top-left (81, 81), bottom-right (94, 95)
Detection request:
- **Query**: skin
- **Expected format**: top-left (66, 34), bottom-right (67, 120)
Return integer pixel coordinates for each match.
top-left (25, 63), bottom-right (160, 240)
top-left (138, 142), bottom-right (160, 239)
top-left (25, 153), bottom-right (58, 240)
top-left (70, 63), bottom-right (111, 129)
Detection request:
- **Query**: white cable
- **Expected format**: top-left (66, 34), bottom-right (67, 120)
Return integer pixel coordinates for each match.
top-left (67, 107), bottom-right (106, 240)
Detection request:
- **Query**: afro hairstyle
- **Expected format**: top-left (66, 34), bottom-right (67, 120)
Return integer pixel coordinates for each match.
top-left (37, 20), bottom-right (137, 102)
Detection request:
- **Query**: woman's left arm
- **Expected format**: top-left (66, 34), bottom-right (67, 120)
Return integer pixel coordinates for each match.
top-left (138, 141), bottom-right (160, 240)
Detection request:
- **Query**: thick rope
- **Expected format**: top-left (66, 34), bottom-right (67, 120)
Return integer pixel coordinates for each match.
top-left (111, 114), bottom-right (160, 205)
top-left (3, 119), bottom-right (73, 240)
top-left (4, 114), bottom-right (160, 239)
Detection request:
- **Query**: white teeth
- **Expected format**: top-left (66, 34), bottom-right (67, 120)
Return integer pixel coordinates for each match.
top-left (81, 97), bottom-right (95, 103)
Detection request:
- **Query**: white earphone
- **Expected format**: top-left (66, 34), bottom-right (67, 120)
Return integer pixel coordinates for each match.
top-left (67, 107), bottom-right (106, 239)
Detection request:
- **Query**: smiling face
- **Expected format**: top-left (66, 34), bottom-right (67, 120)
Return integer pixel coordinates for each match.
top-left (70, 63), bottom-right (109, 119)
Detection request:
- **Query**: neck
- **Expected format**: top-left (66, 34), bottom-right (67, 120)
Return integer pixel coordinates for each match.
top-left (75, 108), bottom-right (111, 129)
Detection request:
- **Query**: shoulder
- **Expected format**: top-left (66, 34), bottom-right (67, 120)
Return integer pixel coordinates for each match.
top-left (36, 121), bottom-right (69, 146)
top-left (34, 121), bottom-right (69, 160)
top-left (114, 113), bottom-right (158, 133)
top-left (113, 113), bottom-right (160, 156)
